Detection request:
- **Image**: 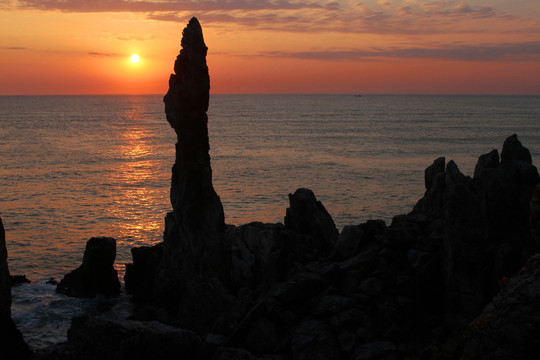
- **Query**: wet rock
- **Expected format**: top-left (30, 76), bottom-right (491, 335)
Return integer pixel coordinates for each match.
top-left (11, 274), bottom-right (30, 286)
top-left (57, 237), bottom-right (120, 297)
top-left (0, 217), bottom-right (29, 359)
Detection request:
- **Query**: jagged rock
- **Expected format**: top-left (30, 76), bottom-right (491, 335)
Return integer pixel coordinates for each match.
top-left (473, 149), bottom-right (499, 179)
top-left (0, 217), bottom-right (29, 359)
top-left (501, 133), bottom-right (532, 164)
top-left (409, 135), bottom-right (540, 326)
top-left (285, 188), bottom-right (338, 255)
top-left (56, 237), bottom-right (120, 297)
top-left (229, 222), bottom-right (283, 291)
top-left (461, 254), bottom-right (540, 359)
top-left (152, 17), bottom-right (231, 331)
top-left (124, 243), bottom-right (163, 301)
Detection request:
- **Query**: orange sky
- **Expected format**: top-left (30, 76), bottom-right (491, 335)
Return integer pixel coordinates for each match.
top-left (1, 0), bottom-right (539, 95)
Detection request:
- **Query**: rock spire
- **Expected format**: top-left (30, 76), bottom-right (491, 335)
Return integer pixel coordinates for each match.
top-left (154, 17), bottom-right (228, 324)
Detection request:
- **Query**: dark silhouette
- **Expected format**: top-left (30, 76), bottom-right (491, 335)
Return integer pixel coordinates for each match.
top-left (0, 217), bottom-right (29, 359)
top-left (23, 18), bottom-right (540, 360)
top-left (56, 237), bottom-right (120, 297)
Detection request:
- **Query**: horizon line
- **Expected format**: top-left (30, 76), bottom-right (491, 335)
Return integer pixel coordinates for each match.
top-left (1, 92), bottom-right (539, 97)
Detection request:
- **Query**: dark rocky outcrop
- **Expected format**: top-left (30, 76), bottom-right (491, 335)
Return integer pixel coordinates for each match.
top-left (40, 18), bottom-right (540, 360)
top-left (123, 132), bottom-right (539, 359)
top-left (1, 217), bottom-right (29, 359)
top-left (11, 274), bottom-right (31, 286)
top-left (461, 253), bottom-right (540, 359)
top-left (57, 237), bottom-right (120, 298)
top-left (413, 135), bottom-right (539, 328)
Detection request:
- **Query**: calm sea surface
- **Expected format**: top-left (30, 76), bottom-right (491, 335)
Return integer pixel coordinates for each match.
top-left (1, 94), bottom-right (540, 347)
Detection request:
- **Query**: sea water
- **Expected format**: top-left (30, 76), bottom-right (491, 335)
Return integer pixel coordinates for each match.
top-left (1, 94), bottom-right (540, 347)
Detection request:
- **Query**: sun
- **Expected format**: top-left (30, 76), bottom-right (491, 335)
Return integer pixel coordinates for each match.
top-left (130, 54), bottom-right (140, 63)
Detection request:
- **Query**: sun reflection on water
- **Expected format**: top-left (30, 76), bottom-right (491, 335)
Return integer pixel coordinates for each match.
top-left (104, 100), bottom-right (170, 262)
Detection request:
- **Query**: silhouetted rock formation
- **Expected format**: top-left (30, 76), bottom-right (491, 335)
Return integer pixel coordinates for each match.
top-left (412, 134), bottom-right (539, 327)
top-left (57, 237), bottom-right (120, 298)
top-left (46, 18), bottom-right (539, 360)
top-left (146, 17), bottom-right (230, 332)
top-left (0, 217), bottom-right (29, 359)
top-left (123, 133), bottom-right (539, 359)
top-left (121, 18), bottom-right (540, 360)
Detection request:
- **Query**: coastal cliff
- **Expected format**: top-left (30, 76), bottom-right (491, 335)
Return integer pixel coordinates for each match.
top-left (31, 18), bottom-right (540, 360)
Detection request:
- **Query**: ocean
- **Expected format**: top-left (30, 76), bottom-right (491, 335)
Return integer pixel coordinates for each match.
top-left (1, 94), bottom-right (540, 347)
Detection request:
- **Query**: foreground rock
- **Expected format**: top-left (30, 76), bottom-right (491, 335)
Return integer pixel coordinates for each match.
top-left (57, 237), bottom-right (120, 297)
top-left (0, 217), bottom-right (29, 359)
top-left (461, 253), bottom-right (540, 359)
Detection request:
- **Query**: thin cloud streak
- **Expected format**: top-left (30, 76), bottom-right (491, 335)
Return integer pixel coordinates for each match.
top-left (88, 51), bottom-right (119, 57)
top-left (259, 42), bottom-right (540, 62)
top-left (16, 0), bottom-right (326, 12)
top-left (2, 46), bottom-right (28, 50)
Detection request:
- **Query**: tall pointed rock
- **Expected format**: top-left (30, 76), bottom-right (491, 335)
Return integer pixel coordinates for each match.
top-left (155, 18), bottom-right (230, 328)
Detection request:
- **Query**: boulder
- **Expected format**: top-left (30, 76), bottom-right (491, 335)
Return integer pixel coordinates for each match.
top-left (285, 188), bottom-right (338, 250)
top-left (57, 237), bottom-right (120, 297)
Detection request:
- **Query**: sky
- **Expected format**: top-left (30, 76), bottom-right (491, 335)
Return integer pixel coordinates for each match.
top-left (1, 0), bottom-right (540, 94)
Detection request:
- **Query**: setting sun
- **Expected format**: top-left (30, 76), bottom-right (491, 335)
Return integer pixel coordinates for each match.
top-left (130, 54), bottom-right (140, 64)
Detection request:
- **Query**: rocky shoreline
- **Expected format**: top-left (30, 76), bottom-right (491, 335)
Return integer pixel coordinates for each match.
top-left (2, 17), bottom-right (540, 360)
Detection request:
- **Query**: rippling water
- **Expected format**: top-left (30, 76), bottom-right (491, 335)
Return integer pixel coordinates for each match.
top-left (1, 94), bottom-right (540, 347)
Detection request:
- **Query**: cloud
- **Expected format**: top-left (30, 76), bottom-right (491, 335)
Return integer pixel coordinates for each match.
top-left (259, 41), bottom-right (540, 61)
top-left (16, 0), bottom-right (325, 12)
top-left (117, 34), bottom-right (154, 41)
top-left (7, 0), bottom-right (538, 36)
top-left (2, 46), bottom-right (27, 50)
top-left (88, 51), bottom-right (119, 56)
